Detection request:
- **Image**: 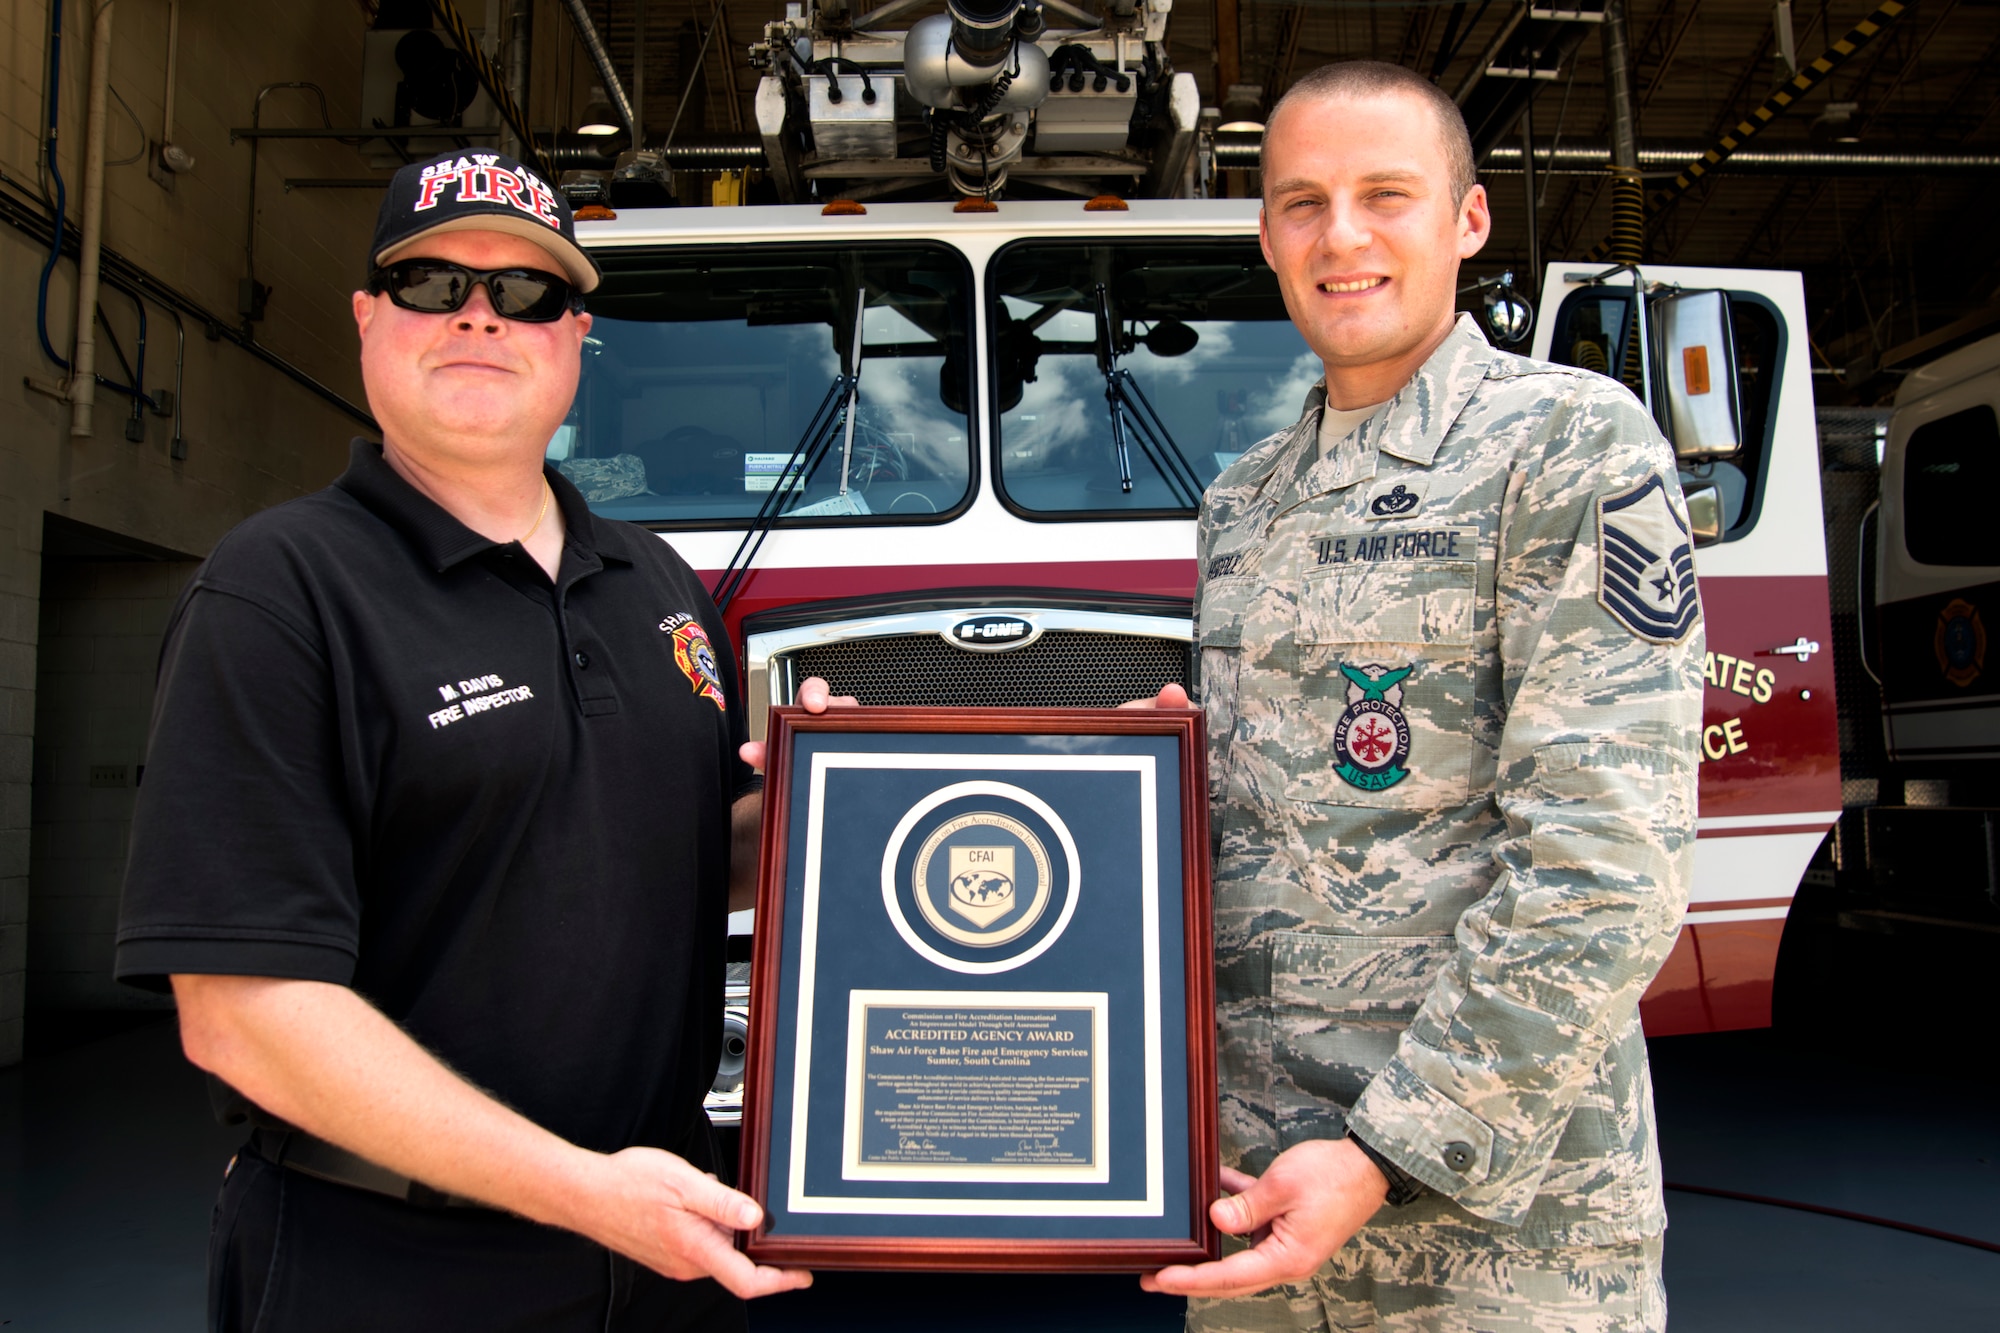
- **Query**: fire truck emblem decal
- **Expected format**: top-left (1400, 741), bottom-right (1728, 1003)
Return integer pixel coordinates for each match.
top-left (1333, 663), bottom-right (1413, 792)
top-left (1934, 598), bottom-right (1986, 687)
top-left (946, 613), bottom-right (1041, 652)
top-left (1597, 474), bottom-right (1700, 645)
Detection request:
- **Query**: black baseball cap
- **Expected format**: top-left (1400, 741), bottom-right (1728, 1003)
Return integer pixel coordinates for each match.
top-left (370, 150), bottom-right (601, 294)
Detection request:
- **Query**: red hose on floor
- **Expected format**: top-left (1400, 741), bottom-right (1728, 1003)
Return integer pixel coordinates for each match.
top-left (1665, 1182), bottom-right (2000, 1254)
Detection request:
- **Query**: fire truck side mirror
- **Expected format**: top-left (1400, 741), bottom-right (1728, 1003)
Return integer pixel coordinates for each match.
top-left (1683, 482), bottom-right (1724, 546)
top-left (1650, 289), bottom-right (1745, 462)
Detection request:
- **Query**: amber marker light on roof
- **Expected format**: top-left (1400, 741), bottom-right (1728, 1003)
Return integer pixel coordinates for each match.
top-left (573, 204), bottom-right (617, 221)
top-left (953, 197), bottom-right (999, 213)
top-left (821, 198), bottom-right (868, 215)
top-left (1084, 195), bottom-right (1129, 211)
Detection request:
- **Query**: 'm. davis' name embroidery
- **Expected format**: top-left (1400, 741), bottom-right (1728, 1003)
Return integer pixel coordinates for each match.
top-left (428, 673), bottom-right (536, 729)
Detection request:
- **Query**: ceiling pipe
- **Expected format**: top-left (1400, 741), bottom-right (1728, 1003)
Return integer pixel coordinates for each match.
top-left (1210, 135), bottom-right (2000, 176)
top-left (503, 0), bottom-right (533, 159)
top-left (1599, 0), bottom-right (1643, 266)
top-left (557, 0), bottom-right (637, 137)
top-left (1483, 141), bottom-right (2000, 175)
top-left (549, 135), bottom-right (766, 172)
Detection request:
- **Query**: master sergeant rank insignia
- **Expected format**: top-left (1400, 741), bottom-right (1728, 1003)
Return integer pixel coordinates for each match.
top-left (1597, 473), bottom-right (1700, 644)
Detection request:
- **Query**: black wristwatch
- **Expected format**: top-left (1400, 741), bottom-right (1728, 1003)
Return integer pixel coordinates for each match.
top-left (1347, 1131), bottom-right (1428, 1206)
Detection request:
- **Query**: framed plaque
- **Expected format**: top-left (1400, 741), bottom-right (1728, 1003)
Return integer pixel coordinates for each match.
top-left (740, 707), bottom-right (1218, 1271)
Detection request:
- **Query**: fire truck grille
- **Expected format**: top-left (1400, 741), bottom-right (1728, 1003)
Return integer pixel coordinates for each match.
top-left (782, 631), bottom-right (1190, 708)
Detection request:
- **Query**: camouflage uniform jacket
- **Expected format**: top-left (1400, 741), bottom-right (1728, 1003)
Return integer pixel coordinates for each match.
top-left (1196, 314), bottom-right (1703, 1248)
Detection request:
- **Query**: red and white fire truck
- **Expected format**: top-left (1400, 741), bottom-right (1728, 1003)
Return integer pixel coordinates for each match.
top-left (558, 195), bottom-right (1843, 1053)
top-left (551, 1), bottom-right (2000, 1118)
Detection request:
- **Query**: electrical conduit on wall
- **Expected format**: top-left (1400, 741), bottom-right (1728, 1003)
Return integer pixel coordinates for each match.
top-left (70, 0), bottom-right (115, 440)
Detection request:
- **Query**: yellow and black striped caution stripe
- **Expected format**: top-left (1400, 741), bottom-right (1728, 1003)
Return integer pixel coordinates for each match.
top-left (1586, 0), bottom-right (1907, 261)
top-left (427, 0), bottom-right (554, 181)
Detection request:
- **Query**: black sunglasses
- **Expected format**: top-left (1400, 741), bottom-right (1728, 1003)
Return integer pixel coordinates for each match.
top-left (367, 258), bottom-right (584, 323)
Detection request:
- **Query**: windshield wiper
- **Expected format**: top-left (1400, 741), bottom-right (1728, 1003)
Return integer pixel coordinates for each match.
top-left (1094, 284), bottom-right (1205, 509)
top-left (711, 292), bottom-right (871, 615)
top-left (710, 373), bottom-right (850, 616)
top-left (829, 292), bottom-right (868, 511)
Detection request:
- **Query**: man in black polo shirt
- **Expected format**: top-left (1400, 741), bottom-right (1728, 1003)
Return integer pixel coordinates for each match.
top-left (115, 150), bottom-right (815, 1330)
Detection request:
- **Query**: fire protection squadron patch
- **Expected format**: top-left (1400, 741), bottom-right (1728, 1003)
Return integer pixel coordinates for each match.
top-left (1597, 474), bottom-right (1699, 645)
top-left (1333, 663), bottom-right (1413, 791)
top-left (660, 613), bottom-right (726, 710)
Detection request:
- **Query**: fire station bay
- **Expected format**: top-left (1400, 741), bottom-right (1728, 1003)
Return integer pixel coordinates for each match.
top-left (3, 0), bottom-right (1998, 1328)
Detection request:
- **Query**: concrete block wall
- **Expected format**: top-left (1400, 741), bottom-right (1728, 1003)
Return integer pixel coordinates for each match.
top-left (28, 557), bottom-right (194, 1013)
top-left (0, 0), bottom-right (421, 1064)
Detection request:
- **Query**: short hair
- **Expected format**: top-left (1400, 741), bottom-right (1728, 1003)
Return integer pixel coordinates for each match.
top-left (1260, 61), bottom-right (1478, 207)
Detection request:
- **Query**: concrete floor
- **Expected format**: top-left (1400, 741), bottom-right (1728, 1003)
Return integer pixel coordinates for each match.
top-left (3, 1017), bottom-right (1997, 1330)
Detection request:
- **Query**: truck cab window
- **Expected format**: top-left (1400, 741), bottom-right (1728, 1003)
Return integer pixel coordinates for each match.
top-left (555, 244), bottom-right (974, 526)
top-left (1903, 405), bottom-right (2000, 566)
top-left (1547, 288), bottom-right (1783, 542)
top-left (988, 240), bottom-right (1312, 518)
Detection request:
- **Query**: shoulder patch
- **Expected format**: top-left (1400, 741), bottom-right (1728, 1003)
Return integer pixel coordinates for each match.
top-left (1597, 474), bottom-right (1699, 644)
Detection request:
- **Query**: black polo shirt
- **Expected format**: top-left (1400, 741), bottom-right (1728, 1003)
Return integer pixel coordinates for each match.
top-left (116, 440), bottom-right (756, 1156)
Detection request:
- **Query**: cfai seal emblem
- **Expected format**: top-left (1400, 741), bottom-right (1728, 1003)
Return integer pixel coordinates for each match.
top-left (881, 780), bottom-right (1081, 974)
top-left (1935, 598), bottom-right (1987, 688)
top-left (1333, 663), bottom-right (1413, 792)
top-left (912, 813), bottom-right (1053, 948)
top-left (667, 617), bottom-right (726, 710)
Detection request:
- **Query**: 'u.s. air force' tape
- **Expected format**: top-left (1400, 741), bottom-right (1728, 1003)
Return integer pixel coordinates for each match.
top-left (1597, 473), bottom-right (1699, 644)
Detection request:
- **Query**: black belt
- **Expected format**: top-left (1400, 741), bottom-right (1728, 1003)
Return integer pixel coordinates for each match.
top-left (250, 1128), bottom-right (491, 1210)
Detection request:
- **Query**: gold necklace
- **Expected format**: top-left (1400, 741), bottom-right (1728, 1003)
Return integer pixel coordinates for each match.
top-left (517, 480), bottom-right (552, 544)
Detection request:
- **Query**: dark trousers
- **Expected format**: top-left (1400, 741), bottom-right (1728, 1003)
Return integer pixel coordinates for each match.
top-left (208, 1145), bottom-right (747, 1333)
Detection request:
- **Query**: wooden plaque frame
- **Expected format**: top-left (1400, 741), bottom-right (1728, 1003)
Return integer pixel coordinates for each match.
top-left (740, 706), bottom-right (1218, 1272)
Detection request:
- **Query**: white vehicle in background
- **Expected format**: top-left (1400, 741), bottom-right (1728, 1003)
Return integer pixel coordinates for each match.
top-left (1832, 335), bottom-right (2000, 933)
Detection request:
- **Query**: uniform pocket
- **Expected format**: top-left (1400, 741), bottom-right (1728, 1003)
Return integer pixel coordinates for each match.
top-left (1197, 578), bottom-right (1255, 816)
top-left (1287, 553), bottom-right (1476, 809)
top-left (1268, 931), bottom-right (1455, 1149)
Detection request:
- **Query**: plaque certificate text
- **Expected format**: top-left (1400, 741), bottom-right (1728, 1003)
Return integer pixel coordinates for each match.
top-left (842, 990), bottom-right (1109, 1183)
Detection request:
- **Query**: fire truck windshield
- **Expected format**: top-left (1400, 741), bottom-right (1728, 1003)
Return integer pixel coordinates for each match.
top-left (550, 243), bottom-right (975, 526)
top-left (990, 239), bottom-right (1314, 518)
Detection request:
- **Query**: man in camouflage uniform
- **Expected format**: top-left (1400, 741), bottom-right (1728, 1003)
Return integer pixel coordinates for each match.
top-left (1137, 62), bottom-right (1702, 1331)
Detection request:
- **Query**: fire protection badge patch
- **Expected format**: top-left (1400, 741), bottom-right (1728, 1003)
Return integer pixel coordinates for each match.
top-left (1333, 663), bottom-right (1413, 791)
top-left (1597, 474), bottom-right (1699, 644)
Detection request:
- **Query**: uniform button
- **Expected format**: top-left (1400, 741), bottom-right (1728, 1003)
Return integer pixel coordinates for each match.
top-left (574, 651), bottom-right (591, 669)
top-left (1442, 1142), bottom-right (1474, 1173)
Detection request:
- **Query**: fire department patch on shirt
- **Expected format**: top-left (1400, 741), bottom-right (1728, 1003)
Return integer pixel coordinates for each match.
top-left (1598, 473), bottom-right (1699, 644)
top-left (665, 616), bottom-right (726, 710)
